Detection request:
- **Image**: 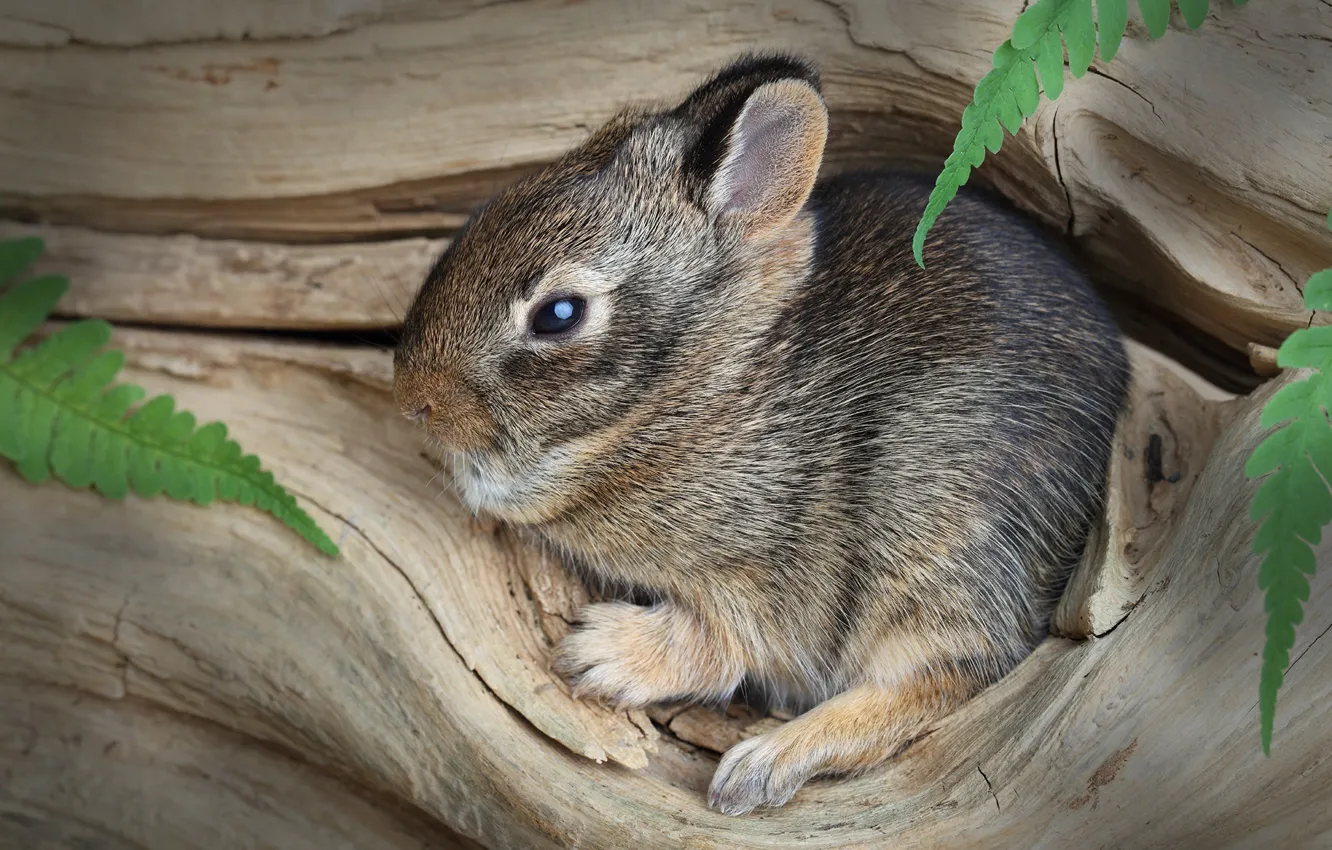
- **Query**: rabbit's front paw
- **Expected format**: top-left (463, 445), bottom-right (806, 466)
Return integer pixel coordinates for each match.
top-left (552, 601), bottom-right (744, 709)
top-left (553, 602), bottom-right (661, 708)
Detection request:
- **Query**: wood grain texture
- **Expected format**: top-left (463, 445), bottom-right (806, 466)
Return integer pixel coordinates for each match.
top-left (2, 329), bottom-right (1329, 848)
top-left (0, 682), bottom-right (485, 850)
top-left (0, 222), bottom-right (438, 329)
top-left (4, 0), bottom-right (1332, 846)
top-left (2, 0), bottom-right (1327, 355)
top-left (0, 0), bottom-right (425, 48)
top-left (1054, 341), bottom-right (1235, 638)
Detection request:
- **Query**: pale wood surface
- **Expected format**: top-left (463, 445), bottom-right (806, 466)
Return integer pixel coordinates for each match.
top-left (0, 222), bottom-right (436, 329)
top-left (0, 0), bottom-right (427, 47)
top-left (0, 681), bottom-right (485, 850)
top-left (2, 329), bottom-right (1330, 848)
top-left (1, 1), bottom-right (1329, 353)
top-left (1054, 340), bottom-right (1235, 638)
top-left (4, 0), bottom-right (1332, 846)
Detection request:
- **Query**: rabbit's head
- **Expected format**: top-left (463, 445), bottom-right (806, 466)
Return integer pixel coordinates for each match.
top-left (394, 54), bottom-right (828, 523)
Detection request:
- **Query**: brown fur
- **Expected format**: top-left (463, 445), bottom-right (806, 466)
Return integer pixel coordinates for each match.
top-left (397, 371), bottom-right (496, 452)
top-left (552, 601), bottom-right (749, 706)
top-left (709, 670), bottom-right (977, 811)
top-left (393, 53), bottom-right (1130, 816)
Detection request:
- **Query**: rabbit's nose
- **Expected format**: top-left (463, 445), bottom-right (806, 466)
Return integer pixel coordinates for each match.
top-left (407, 404), bottom-right (431, 423)
top-left (399, 374), bottom-right (497, 454)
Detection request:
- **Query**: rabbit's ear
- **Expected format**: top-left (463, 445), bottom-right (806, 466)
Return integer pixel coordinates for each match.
top-left (703, 79), bottom-right (827, 237)
top-left (674, 55), bottom-right (827, 239)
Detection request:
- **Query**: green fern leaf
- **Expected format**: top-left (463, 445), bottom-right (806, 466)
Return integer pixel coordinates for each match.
top-left (1097, 0), bottom-right (1130, 62)
top-left (0, 237), bottom-right (339, 557)
top-left (1061, 0), bottom-right (1097, 78)
top-left (1176, 0), bottom-right (1211, 27)
top-left (0, 236), bottom-right (44, 288)
top-left (1138, 0), bottom-right (1172, 37)
top-left (913, 0), bottom-right (1106, 268)
top-left (1306, 268), bottom-right (1332, 310)
top-left (912, 0), bottom-right (1243, 268)
top-left (910, 39), bottom-right (1040, 268)
top-left (1247, 210), bottom-right (1332, 755)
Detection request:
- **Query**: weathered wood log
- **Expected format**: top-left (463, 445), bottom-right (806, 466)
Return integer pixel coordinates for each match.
top-left (1, 1), bottom-right (1329, 357)
top-left (0, 223), bottom-right (437, 330)
top-left (3, 327), bottom-right (1330, 848)
top-left (3, 0), bottom-right (1332, 846)
top-left (1053, 341), bottom-right (1235, 639)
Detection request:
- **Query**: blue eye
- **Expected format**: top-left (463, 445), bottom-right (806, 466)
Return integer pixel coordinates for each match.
top-left (530, 297), bottom-right (586, 336)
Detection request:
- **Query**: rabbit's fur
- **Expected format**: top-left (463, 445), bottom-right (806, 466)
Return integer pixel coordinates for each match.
top-left (394, 54), bottom-right (1130, 815)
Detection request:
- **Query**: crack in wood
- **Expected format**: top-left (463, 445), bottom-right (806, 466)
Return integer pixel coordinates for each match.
top-left (977, 763), bottom-right (1000, 812)
top-left (286, 489), bottom-right (520, 721)
top-left (1086, 66), bottom-right (1164, 124)
top-left (1233, 231), bottom-right (1303, 293)
top-left (1051, 104), bottom-right (1076, 236)
top-left (1286, 618), bottom-right (1332, 680)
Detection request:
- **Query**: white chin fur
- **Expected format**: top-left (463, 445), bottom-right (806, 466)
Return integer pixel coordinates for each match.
top-left (450, 448), bottom-right (573, 521)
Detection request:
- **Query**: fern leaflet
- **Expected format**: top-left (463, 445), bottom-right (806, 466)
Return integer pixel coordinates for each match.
top-left (0, 236), bottom-right (339, 557)
top-left (912, 0), bottom-right (1248, 268)
top-left (1246, 207), bottom-right (1332, 755)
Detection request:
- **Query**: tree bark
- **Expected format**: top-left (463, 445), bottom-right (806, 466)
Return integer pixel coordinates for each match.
top-left (2, 1), bottom-right (1331, 848)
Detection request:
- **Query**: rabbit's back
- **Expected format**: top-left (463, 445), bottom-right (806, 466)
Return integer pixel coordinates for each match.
top-left (752, 168), bottom-right (1130, 676)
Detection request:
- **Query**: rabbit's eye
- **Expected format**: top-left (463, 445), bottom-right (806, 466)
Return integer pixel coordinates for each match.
top-left (530, 297), bottom-right (586, 336)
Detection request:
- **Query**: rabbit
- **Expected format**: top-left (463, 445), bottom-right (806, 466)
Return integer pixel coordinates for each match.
top-left (393, 53), bottom-right (1130, 816)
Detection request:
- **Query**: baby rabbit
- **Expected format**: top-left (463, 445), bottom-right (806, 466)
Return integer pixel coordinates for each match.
top-left (394, 53), bottom-right (1130, 816)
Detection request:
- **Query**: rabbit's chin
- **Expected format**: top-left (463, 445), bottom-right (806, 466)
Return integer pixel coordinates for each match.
top-left (449, 446), bottom-right (577, 525)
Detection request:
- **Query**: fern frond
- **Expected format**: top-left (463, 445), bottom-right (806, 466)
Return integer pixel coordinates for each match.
top-left (0, 237), bottom-right (339, 557)
top-left (912, 0), bottom-right (1245, 268)
top-left (1247, 208), bottom-right (1332, 755)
